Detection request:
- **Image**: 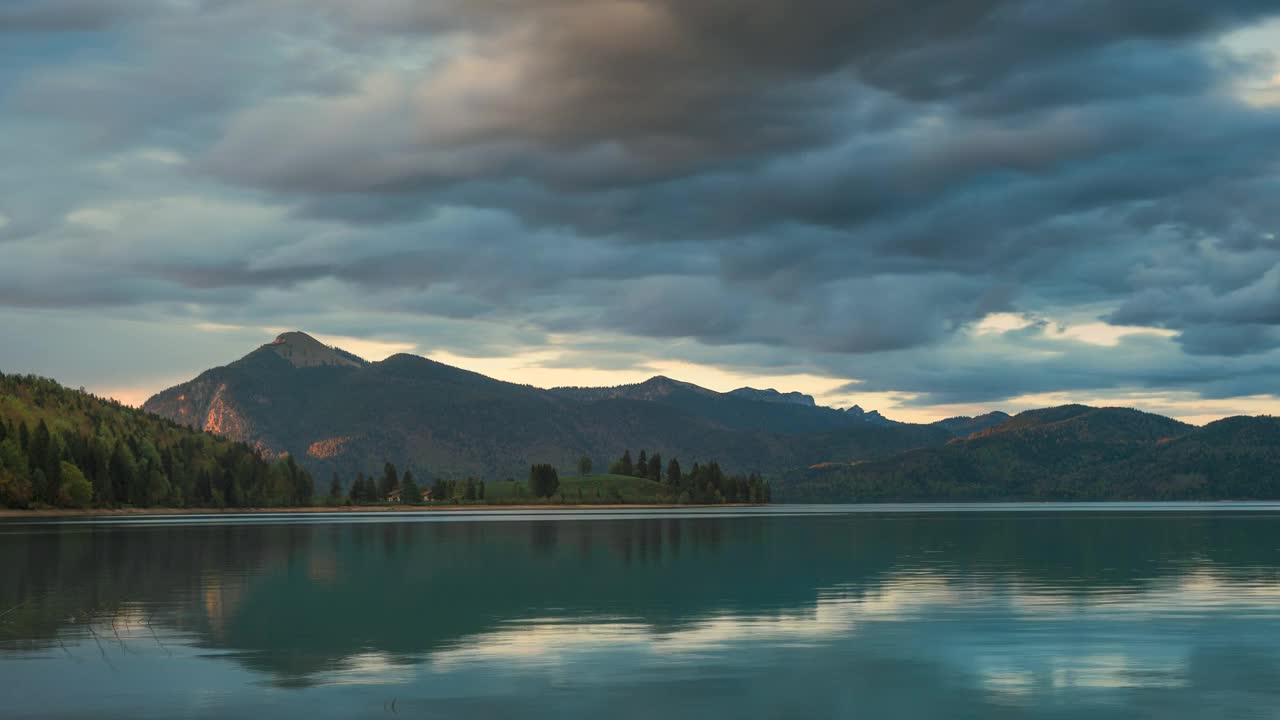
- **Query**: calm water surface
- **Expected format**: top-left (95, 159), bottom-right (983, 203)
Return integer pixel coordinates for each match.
top-left (3, 504), bottom-right (1280, 719)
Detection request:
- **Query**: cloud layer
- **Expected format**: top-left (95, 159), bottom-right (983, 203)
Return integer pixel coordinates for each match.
top-left (2, 1), bottom-right (1280, 419)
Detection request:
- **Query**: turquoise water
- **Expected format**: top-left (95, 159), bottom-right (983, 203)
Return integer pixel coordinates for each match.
top-left (3, 504), bottom-right (1280, 718)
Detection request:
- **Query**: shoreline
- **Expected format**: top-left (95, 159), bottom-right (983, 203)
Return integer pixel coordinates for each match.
top-left (0, 503), bottom-right (759, 519)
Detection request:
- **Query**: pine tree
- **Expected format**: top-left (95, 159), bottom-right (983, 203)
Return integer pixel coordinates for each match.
top-left (109, 440), bottom-right (138, 506)
top-left (350, 472), bottom-right (367, 504)
top-left (620, 450), bottom-right (633, 476)
top-left (28, 421), bottom-right (53, 503)
top-left (648, 453), bottom-right (662, 482)
top-left (529, 464), bottom-right (560, 498)
top-left (636, 450), bottom-right (648, 478)
top-left (401, 470), bottom-right (420, 505)
top-left (380, 462), bottom-right (399, 501)
top-left (328, 472), bottom-right (342, 504)
top-left (666, 458), bottom-right (681, 488)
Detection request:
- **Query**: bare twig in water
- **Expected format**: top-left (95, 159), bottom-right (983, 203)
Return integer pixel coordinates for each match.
top-left (0, 599), bottom-right (28, 621)
top-left (111, 614), bottom-right (129, 654)
top-left (57, 636), bottom-right (79, 661)
top-left (145, 609), bottom-right (172, 656)
top-left (85, 623), bottom-right (117, 672)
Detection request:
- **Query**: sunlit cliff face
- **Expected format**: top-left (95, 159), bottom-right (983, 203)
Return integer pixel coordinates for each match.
top-left (202, 384), bottom-right (247, 438)
top-left (307, 437), bottom-right (353, 460)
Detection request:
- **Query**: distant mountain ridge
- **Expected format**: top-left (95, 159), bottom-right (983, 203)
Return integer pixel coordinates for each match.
top-left (932, 411), bottom-right (1011, 437)
top-left (776, 405), bottom-right (1280, 502)
top-left (726, 387), bottom-right (817, 407)
top-left (145, 331), bottom-right (1280, 502)
top-left (143, 332), bottom-right (951, 482)
top-left (843, 405), bottom-right (898, 427)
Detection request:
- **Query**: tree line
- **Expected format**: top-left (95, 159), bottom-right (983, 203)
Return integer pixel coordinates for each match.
top-left (332, 461), bottom-right (488, 505)
top-left (603, 448), bottom-right (771, 504)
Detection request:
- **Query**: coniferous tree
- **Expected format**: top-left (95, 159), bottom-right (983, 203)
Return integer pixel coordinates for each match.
top-left (648, 453), bottom-right (662, 482)
top-left (31, 468), bottom-right (47, 507)
top-left (380, 462), bottom-right (399, 501)
top-left (28, 420), bottom-right (49, 474)
top-left (635, 450), bottom-right (648, 478)
top-left (328, 473), bottom-right (342, 504)
top-left (109, 440), bottom-right (138, 506)
top-left (666, 458), bottom-right (681, 488)
top-left (401, 470), bottom-right (420, 505)
top-left (350, 471), bottom-right (367, 504)
top-left (28, 421), bottom-right (54, 503)
top-left (529, 464), bottom-right (560, 498)
top-left (619, 450), bottom-right (633, 476)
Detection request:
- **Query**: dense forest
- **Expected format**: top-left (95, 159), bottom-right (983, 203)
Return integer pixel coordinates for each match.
top-left (0, 373), bottom-right (313, 509)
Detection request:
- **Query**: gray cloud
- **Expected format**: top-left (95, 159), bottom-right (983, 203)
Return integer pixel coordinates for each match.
top-left (1, 0), bottom-right (1280, 412)
top-left (0, 0), bottom-right (153, 32)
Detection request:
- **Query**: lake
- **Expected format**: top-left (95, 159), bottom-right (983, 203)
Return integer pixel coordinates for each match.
top-left (3, 504), bottom-right (1280, 718)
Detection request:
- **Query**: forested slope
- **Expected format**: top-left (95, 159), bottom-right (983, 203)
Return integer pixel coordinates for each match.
top-left (0, 373), bottom-right (311, 509)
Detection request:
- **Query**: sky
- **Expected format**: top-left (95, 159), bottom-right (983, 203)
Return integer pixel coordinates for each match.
top-left (2, 1), bottom-right (1280, 424)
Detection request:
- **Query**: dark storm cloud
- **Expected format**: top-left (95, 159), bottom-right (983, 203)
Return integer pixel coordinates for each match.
top-left (3, 0), bottom-right (1280, 409)
top-left (199, 0), bottom-right (1279, 193)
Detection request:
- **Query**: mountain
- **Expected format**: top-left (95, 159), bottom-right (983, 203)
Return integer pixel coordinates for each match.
top-left (932, 411), bottom-right (1011, 437)
top-left (726, 387), bottom-right (817, 407)
top-left (774, 405), bottom-right (1280, 502)
top-left (143, 332), bottom-right (949, 482)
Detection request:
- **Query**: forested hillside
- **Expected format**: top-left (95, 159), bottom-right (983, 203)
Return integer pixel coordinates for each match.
top-left (0, 373), bottom-right (312, 509)
top-left (776, 406), bottom-right (1280, 502)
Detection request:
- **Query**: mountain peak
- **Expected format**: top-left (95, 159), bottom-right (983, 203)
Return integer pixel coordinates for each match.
top-left (637, 375), bottom-right (717, 396)
top-left (272, 330), bottom-right (315, 345)
top-left (264, 331), bottom-right (366, 368)
top-left (932, 411), bottom-right (1011, 437)
top-left (842, 404), bottom-right (898, 426)
top-left (727, 387), bottom-right (817, 407)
